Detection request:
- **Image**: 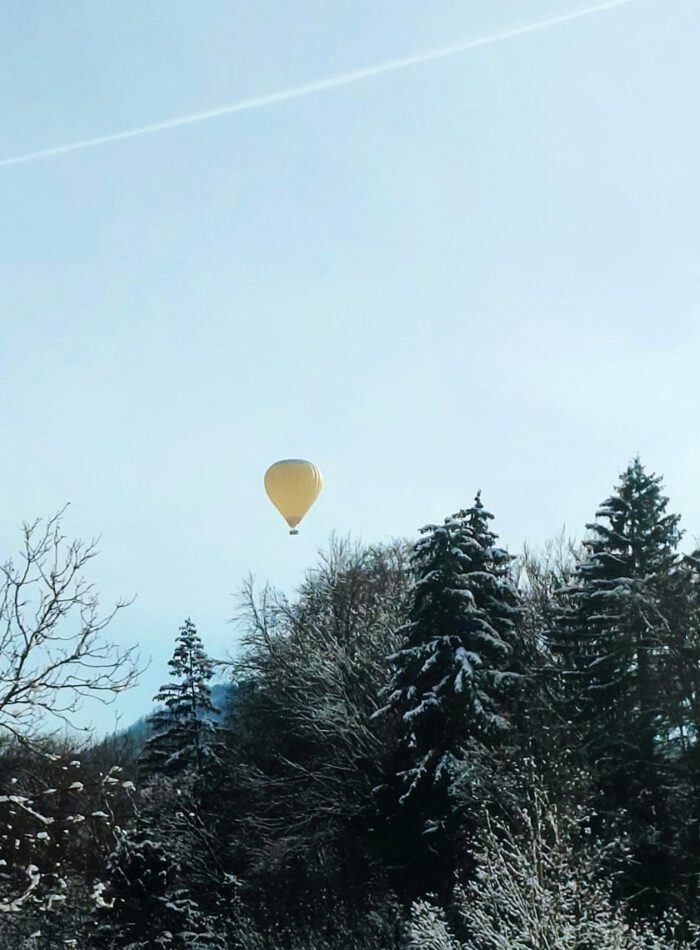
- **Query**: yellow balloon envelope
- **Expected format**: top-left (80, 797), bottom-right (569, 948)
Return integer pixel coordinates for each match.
top-left (264, 459), bottom-right (323, 535)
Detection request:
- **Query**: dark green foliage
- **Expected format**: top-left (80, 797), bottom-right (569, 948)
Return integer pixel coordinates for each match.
top-left (376, 494), bottom-right (522, 897)
top-left (552, 459), bottom-right (686, 912)
top-left (98, 821), bottom-right (229, 949)
top-left (140, 618), bottom-right (220, 776)
top-left (555, 459), bottom-right (681, 764)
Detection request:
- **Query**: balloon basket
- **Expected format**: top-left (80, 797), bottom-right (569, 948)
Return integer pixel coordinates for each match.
top-left (289, 529), bottom-right (299, 536)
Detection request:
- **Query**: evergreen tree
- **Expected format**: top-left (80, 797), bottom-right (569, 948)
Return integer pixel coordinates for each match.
top-left (553, 458), bottom-right (683, 909)
top-left (556, 459), bottom-right (681, 773)
top-left (140, 619), bottom-right (220, 776)
top-left (97, 820), bottom-right (228, 949)
top-left (377, 494), bottom-right (522, 896)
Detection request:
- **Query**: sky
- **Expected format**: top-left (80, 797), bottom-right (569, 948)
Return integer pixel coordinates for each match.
top-left (1, 0), bottom-right (698, 733)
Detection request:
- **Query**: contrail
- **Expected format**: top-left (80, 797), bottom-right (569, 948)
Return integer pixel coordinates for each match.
top-left (0, 0), bottom-right (639, 169)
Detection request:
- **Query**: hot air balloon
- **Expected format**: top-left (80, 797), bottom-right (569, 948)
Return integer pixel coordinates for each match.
top-left (264, 459), bottom-right (323, 535)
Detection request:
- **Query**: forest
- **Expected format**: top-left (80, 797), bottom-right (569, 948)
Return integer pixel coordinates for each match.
top-left (1, 457), bottom-right (700, 948)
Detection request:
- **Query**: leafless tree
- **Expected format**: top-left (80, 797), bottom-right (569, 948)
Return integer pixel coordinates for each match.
top-left (0, 509), bottom-right (140, 923)
top-left (517, 531), bottom-right (580, 632)
top-left (0, 508), bottom-right (140, 741)
top-left (227, 537), bottom-right (409, 901)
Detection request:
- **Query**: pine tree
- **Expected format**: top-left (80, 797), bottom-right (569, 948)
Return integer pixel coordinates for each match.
top-left (140, 618), bottom-right (220, 776)
top-left (553, 458), bottom-right (683, 910)
top-left (377, 494), bottom-right (521, 896)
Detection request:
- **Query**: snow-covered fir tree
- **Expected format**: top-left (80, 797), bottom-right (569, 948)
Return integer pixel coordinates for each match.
top-left (377, 494), bottom-right (522, 896)
top-left (140, 619), bottom-right (220, 776)
top-left (96, 820), bottom-right (229, 950)
top-left (555, 459), bottom-right (681, 778)
top-left (553, 459), bottom-right (683, 910)
top-left (386, 494), bottom-right (522, 786)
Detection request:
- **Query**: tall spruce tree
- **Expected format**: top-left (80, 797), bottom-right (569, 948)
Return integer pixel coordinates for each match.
top-left (377, 494), bottom-right (521, 896)
top-left (555, 459), bottom-right (681, 774)
top-left (141, 618), bottom-right (220, 776)
top-left (554, 458), bottom-right (683, 909)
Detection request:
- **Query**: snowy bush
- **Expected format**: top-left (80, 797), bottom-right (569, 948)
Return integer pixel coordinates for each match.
top-left (407, 898), bottom-right (461, 950)
top-left (407, 789), bottom-right (700, 950)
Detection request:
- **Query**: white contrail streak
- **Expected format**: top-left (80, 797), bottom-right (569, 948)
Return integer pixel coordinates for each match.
top-left (1, 0), bottom-right (639, 169)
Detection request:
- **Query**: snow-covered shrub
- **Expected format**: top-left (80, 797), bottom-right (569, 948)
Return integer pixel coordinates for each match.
top-left (407, 789), bottom-right (700, 950)
top-left (407, 898), bottom-right (461, 949)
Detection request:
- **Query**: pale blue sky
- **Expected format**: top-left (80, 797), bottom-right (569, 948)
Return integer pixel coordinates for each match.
top-left (1, 0), bottom-right (698, 732)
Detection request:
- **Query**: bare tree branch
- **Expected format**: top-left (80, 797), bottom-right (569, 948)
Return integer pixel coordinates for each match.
top-left (0, 510), bottom-right (141, 739)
